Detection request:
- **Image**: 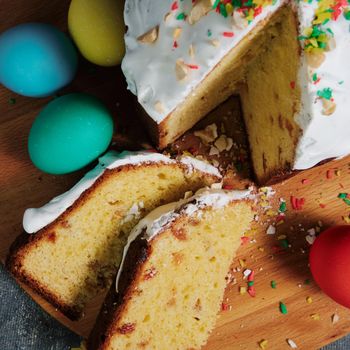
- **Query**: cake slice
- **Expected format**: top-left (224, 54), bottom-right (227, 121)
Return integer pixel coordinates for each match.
top-left (89, 188), bottom-right (254, 350)
top-left (7, 151), bottom-right (220, 320)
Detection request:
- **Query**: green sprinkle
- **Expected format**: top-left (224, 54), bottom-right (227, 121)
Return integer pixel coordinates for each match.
top-left (176, 12), bottom-right (186, 20)
top-left (207, 29), bottom-right (212, 37)
top-left (279, 301), bottom-right (288, 315)
top-left (344, 9), bottom-right (350, 20)
top-left (279, 201), bottom-right (286, 213)
top-left (271, 280), bottom-right (277, 289)
top-left (248, 281), bottom-right (254, 287)
top-left (279, 239), bottom-right (289, 249)
top-left (338, 193), bottom-right (348, 199)
top-left (8, 98), bottom-right (16, 105)
top-left (317, 87), bottom-right (333, 100)
top-left (343, 198), bottom-right (350, 206)
top-left (304, 279), bottom-right (311, 285)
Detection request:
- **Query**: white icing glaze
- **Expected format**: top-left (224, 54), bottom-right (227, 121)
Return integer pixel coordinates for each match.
top-left (116, 188), bottom-right (251, 291)
top-left (179, 155), bottom-right (221, 177)
top-left (122, 1), bottom-right (350, 170)
top-left (23, 151), bottom-right (221, 233)
top-left (122, 0), bottom-right (281, 123)
top-left (294, 3), bottom-right (350, 169)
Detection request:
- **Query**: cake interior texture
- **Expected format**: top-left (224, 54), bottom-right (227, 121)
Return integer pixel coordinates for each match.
top-left (94, 201), bottom-right (253, 350)
top-left (8, 163), bottom-right (217, 319)
top-left (157, 5), bottom-right (301, 183)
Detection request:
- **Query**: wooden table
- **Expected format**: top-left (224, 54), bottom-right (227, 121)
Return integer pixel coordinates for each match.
top-left (1, 1), bottom-right (350, 349)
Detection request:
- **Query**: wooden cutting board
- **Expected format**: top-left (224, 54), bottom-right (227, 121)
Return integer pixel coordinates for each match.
top-left (1, 1), bottom-right (350, 349)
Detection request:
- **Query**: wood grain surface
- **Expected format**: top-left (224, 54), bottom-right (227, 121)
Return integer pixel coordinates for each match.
top-left (1, 1), bottom-right (350, 349)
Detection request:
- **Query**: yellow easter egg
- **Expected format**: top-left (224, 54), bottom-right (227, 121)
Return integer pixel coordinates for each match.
top-left (68, 0), bottom-right (125, 66)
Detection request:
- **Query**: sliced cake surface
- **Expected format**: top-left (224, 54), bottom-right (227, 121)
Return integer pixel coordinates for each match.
top-left (122, 1), bottom-right (350, 182)
top-left (7, 151), bottom-right (220, 320)
top-left (89, 188), bottom-right (254, 350)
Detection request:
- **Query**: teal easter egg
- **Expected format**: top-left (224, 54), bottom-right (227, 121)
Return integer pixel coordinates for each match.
top-left (0, 23), bottom-right (78, 97)
top-left (28, 93), bottom-right (114, 174)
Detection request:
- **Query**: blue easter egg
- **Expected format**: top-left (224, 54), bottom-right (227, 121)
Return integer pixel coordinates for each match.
top-left (28, 93), bottom-right (114, 174)
top-left (0, 23), bottom-right (78, 97)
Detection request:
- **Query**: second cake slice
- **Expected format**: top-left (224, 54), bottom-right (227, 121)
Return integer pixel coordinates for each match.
top-left (89, 188), bottom-right (254, 350)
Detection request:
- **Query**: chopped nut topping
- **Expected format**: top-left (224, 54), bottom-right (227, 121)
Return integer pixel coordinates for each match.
top-left (188, 0), bottom-right (213, 25)
top-left (306, 52), bottom-right (325, 68)
top-left (232, 11), bottom-right (248, 30)
top-left (209, 146), bottom-right (220, 156)
top-left (321, 98), bottom-right (336, 116)
top-left (211, 39), bottom-right (220, 47)
top-left (173, 27), bottom-right (182, 40)
top-left (194, 123), bottom-right (218, 144)
top-left (325, 37), bottom-right (336, 52)
top-left (175, 59), bottom-right (189, 81)
top-left (137, 26), bottom-right (159, 44)
top-left (154, 101), bottom-right (165, 113)
top-left (189, 44), bottom-right (195, 58)
top-left (164, 12), bottom-right (172, 23)
top-left (214, 135), bottom-right (233, 152)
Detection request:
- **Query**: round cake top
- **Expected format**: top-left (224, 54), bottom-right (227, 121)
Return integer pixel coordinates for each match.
top-left (122, 1), bottom-right (350, 170)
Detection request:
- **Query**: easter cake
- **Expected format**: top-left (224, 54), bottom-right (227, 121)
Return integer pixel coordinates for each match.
top-left (7, 151), bottom-right (220, 320)
top-left (122, 1), bottom-right (350, 183)
top-left (88, 188), bottom-right (254, 350)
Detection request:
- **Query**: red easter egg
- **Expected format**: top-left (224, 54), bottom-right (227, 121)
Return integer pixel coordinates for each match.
top-left (310, 225), bottom-right (350, 308)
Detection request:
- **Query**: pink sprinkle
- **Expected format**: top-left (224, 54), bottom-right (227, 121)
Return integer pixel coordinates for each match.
top-left (248, 270), bottom-right (255, 282)
top-left (319, 203), bottom-right (326, 208)
top-left (171, 1), bottom-right (178, 10)
top-left (326, 169), bottom-right (333, 179)
top-left (248, 286), bottom-right (256, 297)
top-left (302, 178), bottom-right (310, 185)
top-left (223, 31), bottom-right (234, 38)
top-left (173, 40), bottom-right (178, 48)
top-left (221, 303), bottom-right (230, 311)
top-left (241, 236), bottom-right (250, 245)
top-left (187, 64), bottom-right (199, 69)
top-left (290, 81), bottom-right (296, 89)
top-left (291, 196), bottom-right (305, 210)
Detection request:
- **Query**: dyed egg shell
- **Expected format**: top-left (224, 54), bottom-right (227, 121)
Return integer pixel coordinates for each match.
top-left (28, 93), bottom-right (114, 174)
top-left (68, 0), bottom-right (125, 66)
top-left (309, 225), bottom-right (350, 308)
top-left (0, 23), bottom-right (78, 97)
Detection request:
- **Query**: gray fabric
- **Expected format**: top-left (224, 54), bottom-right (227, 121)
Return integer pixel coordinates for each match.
top-left (0, 263), bottom-right (348, 350)
top-left (0, 264), bottom-right (81, 350)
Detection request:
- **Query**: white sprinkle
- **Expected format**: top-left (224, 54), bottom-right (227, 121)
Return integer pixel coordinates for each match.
top-left (307, 228), bottom-right (316, 236)
top-left (243, 269), bottom-right (252, 278)
top-left (266, 225), bottom-right (276, 235)
top-left (305, 234), bottom-right (316, 245)
top-left (287, 338), bottom-right (298, 348)
top-left (332, 313), bottom-right (340, 324)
